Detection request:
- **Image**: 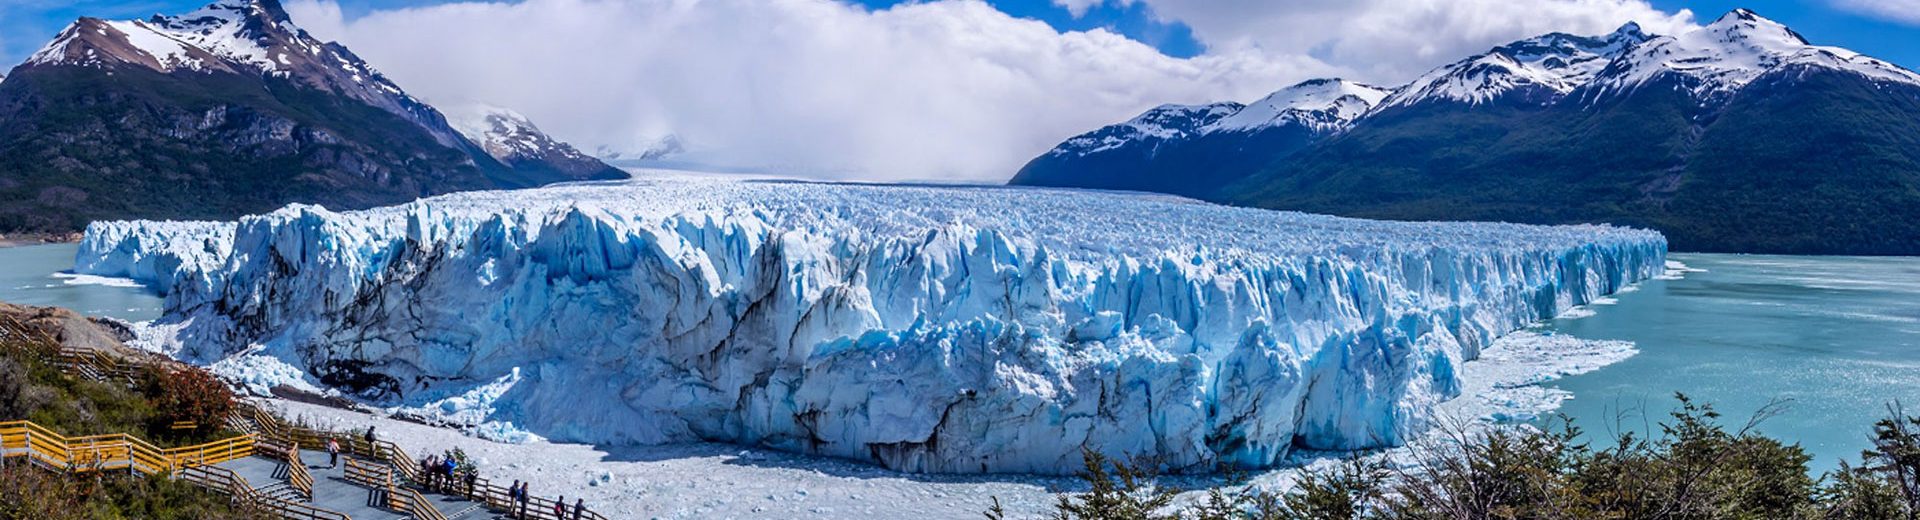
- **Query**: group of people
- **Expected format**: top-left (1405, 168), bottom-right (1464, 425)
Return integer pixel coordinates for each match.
top-left (325, 423), bottom-right (593, 518)
top-left (420, 450), bottom-right (476, 496)
top-left (504, 480), bottom-right (588, 520)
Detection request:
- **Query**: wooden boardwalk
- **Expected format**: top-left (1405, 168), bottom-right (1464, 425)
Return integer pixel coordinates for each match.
top-left (1, 312), bottom-right (606, 520)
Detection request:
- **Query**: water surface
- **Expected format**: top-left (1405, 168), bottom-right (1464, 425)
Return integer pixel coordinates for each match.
top-left (1547, 253), bottom-right (1920, 470)
top-left (0, 243), bottom-right (162, 322)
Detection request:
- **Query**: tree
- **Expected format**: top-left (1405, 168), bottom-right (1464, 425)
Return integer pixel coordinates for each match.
top-left (144, 366), bottom-right (234, 439)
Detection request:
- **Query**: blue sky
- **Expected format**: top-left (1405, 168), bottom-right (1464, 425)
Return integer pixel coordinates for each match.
top-left (5, 0), bottom-right (1919, 182)
top-left (3, 0), bottom-right (1916, 74)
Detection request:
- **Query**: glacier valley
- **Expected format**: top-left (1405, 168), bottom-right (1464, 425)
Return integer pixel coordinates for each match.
top-left (73, 175), bottom-right (1665, 474)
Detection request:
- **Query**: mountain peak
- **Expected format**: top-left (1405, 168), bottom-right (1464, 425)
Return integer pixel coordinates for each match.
top-left (1703, 8), bottom-right (1808, 47)
top-left (1586, 8), bottom-right (1918, 101)
top-left (1209, 79), bottom-right (1389, 133)
top-left (1382, 25), bottom-right (1644, 109)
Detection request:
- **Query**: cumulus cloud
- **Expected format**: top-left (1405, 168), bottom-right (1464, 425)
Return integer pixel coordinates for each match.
top-left (1131, 0), bottom-right (1697, 81)
top-left (1831, 0), bottom-right (1920, 26)
top-left (287, 0), bottom-right (1695, 182)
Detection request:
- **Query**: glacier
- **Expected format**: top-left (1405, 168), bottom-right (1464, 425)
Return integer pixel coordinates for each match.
top-left (75, 176), bottom-right (1665, 474)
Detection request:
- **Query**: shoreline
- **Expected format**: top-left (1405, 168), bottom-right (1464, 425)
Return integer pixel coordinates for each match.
top-left (0, 231), bottom-right (82, 248)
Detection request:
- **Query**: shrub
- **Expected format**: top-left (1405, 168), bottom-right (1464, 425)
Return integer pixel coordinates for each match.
top-left (995, 395), bottom-right (1920, 520)
top-left (142, 365), bottom-right (234, 440)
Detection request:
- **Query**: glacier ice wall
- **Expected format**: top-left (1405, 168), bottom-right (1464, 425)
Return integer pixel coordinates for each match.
top-left (77, 178), bottom-right (1665, 474)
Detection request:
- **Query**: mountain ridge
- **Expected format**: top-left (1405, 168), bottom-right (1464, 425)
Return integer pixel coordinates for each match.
top-left (1012, 9), bottom-right (1920, 254)
top-left (0, 0), bottom-right (624, 233)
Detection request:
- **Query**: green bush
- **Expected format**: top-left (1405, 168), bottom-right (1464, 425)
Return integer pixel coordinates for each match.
top-left (0, 463), bottom-right (269, 520)
top-left (996, 395), bottom-right (1920, 519)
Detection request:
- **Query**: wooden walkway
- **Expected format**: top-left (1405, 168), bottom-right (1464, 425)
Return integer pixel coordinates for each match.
top-left (0, 312), bottom-right (607, 520)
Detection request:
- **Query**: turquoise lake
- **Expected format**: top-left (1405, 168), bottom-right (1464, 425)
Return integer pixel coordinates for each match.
top-left (0, 243), bottom-right (162, 322)
top-left (1545, 253), bottom-right (1920, 470)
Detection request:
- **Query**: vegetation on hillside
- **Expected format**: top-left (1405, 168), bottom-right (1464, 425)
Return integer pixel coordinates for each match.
top-left (0, 346), bottom-right (237, 448)
top-left (0, 467), bottom-right (270, 520)
top-left (997, 395), bottom-right (1920, 519)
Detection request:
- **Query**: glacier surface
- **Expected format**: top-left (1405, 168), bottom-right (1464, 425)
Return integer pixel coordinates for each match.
top-left (76, 177), bottom-right (1665, 474)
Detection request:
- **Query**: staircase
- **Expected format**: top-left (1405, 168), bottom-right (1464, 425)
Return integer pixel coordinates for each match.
top-left (257, 481), bottom-right (308, 503)
top-left (443, 503), bottom-right (486, 519)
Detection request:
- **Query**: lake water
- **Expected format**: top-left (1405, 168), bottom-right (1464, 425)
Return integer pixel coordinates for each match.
top-left (0, 243), bottom-right (162, 322)
top-left (1546, 253), bottom-right (1920, 471)
top-left (1, 244), bottom-right (1914, 472)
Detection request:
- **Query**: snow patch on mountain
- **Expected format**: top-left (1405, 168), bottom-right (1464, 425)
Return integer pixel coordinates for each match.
top-left (1381, 23), bottom-right (1650, 108)
top-left (1051, 102), bottom-right (1240, 156)
top-left (446, 104), bottom-right (596, 166)
top-left (1210, 79), bottom-right (1390, 133)
top-left (78, 175), bottom-right (1664, 474)
top-left (1048, 79), bottom-right (1391, 158)
top-left (1588, 9), bottom-right (1920, 101)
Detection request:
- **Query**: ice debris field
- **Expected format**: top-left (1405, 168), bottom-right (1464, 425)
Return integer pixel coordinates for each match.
top-left (76, 176), bottom-right (1665, 475)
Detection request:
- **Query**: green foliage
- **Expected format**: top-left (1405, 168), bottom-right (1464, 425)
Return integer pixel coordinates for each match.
top-left (997, 395), bottom-right (1920, 520)
top-left (0, 349), bottom-right (235, 447)
top-left (139, 365), bottom-right (235, 441)
top-left (0, 463), bottom-right (269, 520)
top-left (1050, 450), bottom-right (1182, 520)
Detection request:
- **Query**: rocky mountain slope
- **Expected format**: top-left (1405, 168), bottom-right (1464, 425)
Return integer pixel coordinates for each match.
top-left (1010, 79), bottom-right (1388, 198)
top-left (446, 105), bottom-right (626, 183)
top-left (0, 0), bottom-right (622, 233)
top-left (1015, 10), bottom-right (1920, 254)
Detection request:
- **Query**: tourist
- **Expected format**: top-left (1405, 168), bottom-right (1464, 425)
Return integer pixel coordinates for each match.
top-left (554, 495), bottom-right (566, 518)
top-left (463, 469), bottom-right (477, 498)
top-left (573, 498), bottom-right (585, 520)
top-left (326, 438), bottom-right (340, 468)
top-left (516, 482), bottom-right (530, 518)
top-left (365, 426), bottom-right (377, 446)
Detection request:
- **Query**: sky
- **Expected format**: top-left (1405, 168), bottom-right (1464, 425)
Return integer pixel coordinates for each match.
top-left (1, 0), bottom-right (1917, 182)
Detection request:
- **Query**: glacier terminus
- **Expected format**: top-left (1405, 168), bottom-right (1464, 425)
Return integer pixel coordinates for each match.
top-left (74, 176), bottom-right (1665, 475)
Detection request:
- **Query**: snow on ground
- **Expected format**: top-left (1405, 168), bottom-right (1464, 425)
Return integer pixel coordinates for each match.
top-left (79, 174), bottom-right (1665, 475)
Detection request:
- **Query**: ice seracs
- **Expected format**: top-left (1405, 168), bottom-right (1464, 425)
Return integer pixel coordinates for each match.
top-left (77, 176), bottom-right (1665, 475)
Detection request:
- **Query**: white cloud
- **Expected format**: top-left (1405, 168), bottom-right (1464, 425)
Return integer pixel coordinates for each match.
top-left (1051, 0), bottom-right (1111, 17)
top-left (1831, 0), bottom-right (1920, 26)
top-left (1130, 0), bottom-right (1697, 81)
top-left (289, 0), bottom-right (1319, 182)
top-left (286, 0), bottom-right (1696, 182)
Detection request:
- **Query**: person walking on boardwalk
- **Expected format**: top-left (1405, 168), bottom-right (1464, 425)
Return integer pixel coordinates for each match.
top-left (555, 495), bottom-right (567, 518)
top-left (573, 498), bottom-right (585, 520)
top-left (326, 438), bottom-right (340, 468)
top-left (507, 479), bottom-right (521, 516)
top-left (515, 482), bottom-right (530, 518)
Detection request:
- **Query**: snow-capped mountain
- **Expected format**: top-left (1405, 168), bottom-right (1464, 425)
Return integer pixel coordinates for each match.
top-left (1212, 79), bottom-right (1391, 133)
top-left (1011, 79), bottom-right (1386, 197)
top-left (29, 0), bottom-right (467, 149)
top-left (447, 105), bottom-right (626, 183)
top-left (0, 0), bottom-right (620, 234)
top-left (75, 177), bottom-right (1663, 474)
top-left (1582, 9), bottom-right (1920, 103)
top-left (1380, 23), bottom-right (1649, 109)
top-left (1017, 9), bottom-right (1920, 254)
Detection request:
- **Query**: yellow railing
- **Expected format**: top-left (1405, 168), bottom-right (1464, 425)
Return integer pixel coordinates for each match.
top-left (0, 420), bottom-right (254, 474)
top-left (6, 312), bottom-right (605, 520)
top-left (235, 403), bottom-right (610, 520)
